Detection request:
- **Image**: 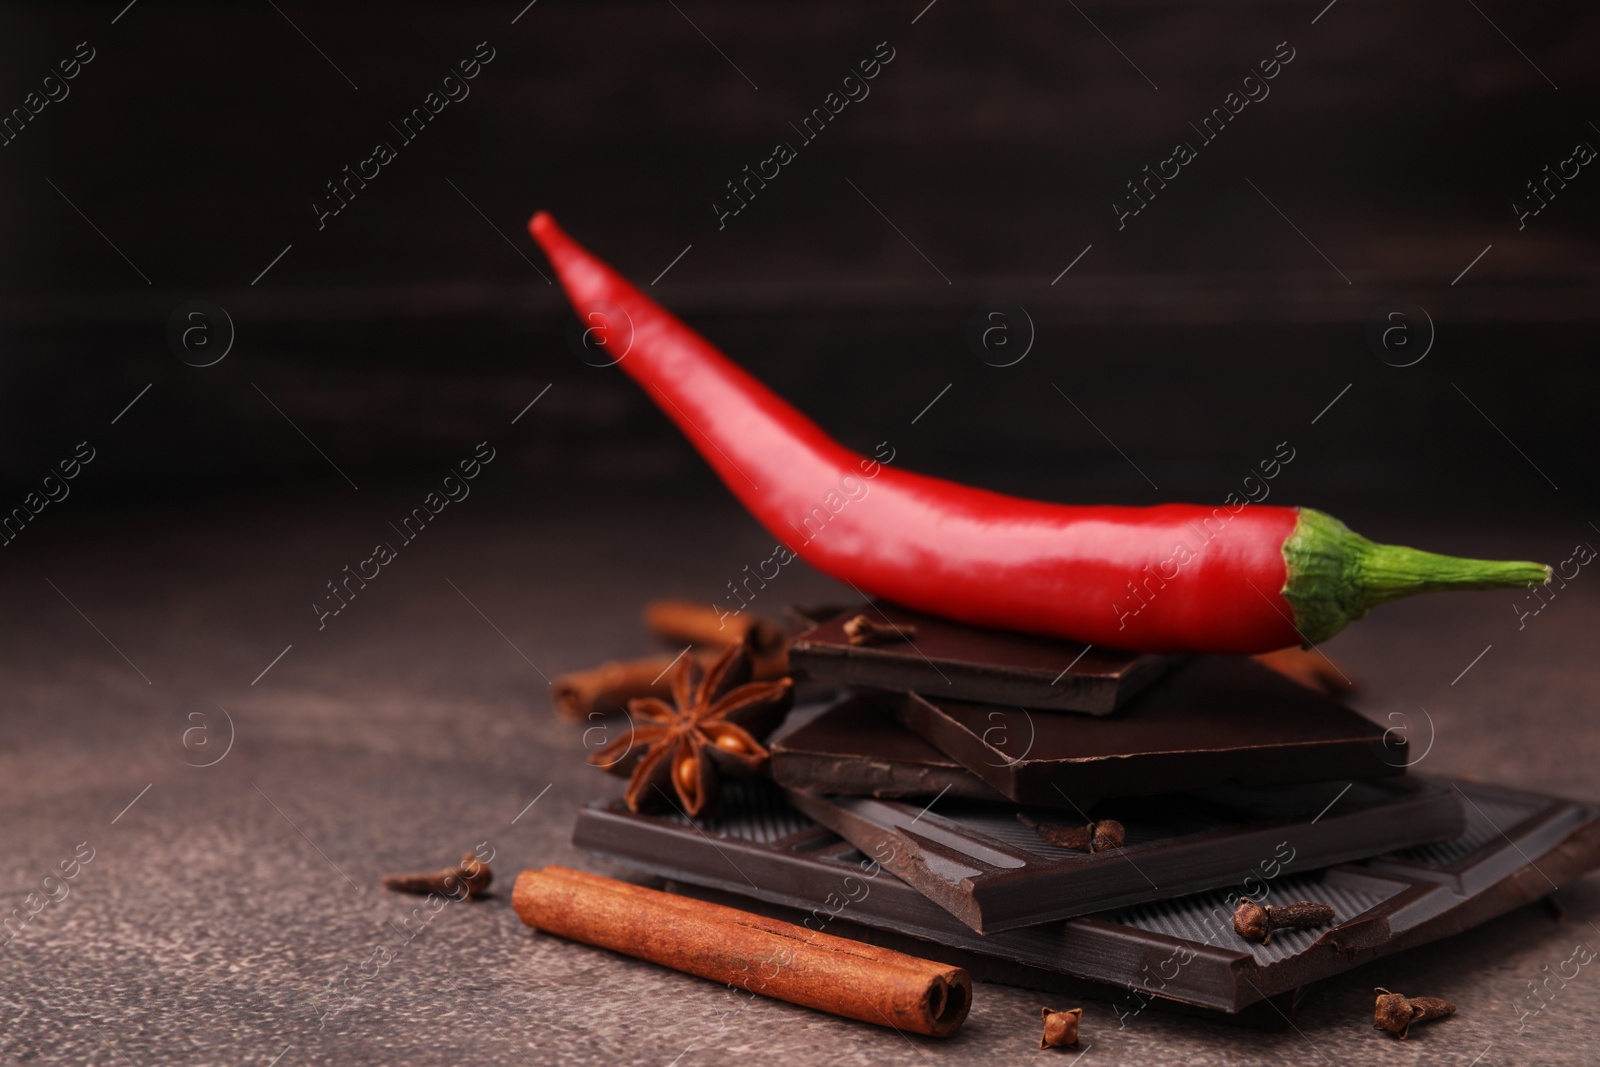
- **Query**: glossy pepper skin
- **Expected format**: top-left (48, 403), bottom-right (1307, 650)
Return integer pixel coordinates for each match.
top-left (528, 213), bottom-right (1548, 655)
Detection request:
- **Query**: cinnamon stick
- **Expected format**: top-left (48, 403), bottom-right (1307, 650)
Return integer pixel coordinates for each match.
top-left (551, 640), bottom-right (789, 722)
top-left (644, 600), bottom-right (786, 657)
top-left (549, 653), bottom-right (691, 722)
top-left (512, 866), bottom-right (971, 1037)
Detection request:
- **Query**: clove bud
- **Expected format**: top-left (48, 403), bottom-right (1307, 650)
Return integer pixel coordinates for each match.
top-left (1373, 987), bottom-right (1455, 1039)
top-left (1019, 814), bottom-right (1126, 853)
top-left (1039, 1006), bottom-right (1082, 1048)
top-left (1232, 899), bottom-right (1334, 944)
top-left (842, 615), bottom-right (918, 646)
top-left (382, 852), bottom-right (493, 899)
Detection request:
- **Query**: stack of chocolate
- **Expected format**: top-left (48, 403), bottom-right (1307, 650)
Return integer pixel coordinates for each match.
top-left (573, 601), bottom-right (1600, 1025)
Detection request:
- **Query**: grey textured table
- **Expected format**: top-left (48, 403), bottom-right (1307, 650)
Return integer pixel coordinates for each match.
top-left (3, 488), bottom-right (1596, 1066)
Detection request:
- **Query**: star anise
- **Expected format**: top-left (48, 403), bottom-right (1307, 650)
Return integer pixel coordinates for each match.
top-left (587, 637), bottom-right (793, 817)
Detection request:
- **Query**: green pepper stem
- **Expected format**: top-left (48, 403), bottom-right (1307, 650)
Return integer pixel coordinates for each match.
top-left (1282, 508), bottom-right (1551, 644)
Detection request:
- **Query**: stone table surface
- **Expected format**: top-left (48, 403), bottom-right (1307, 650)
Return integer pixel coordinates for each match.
top-left (2, 488), bottom-right (1596, 1066)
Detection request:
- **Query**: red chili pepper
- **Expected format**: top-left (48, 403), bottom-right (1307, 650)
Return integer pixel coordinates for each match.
top-left (529, 213), bottom-right (1549, 654)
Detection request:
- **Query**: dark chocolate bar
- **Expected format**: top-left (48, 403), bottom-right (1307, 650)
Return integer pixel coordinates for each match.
top-left (785, 777), bottom-right (1464, 932)
top-left (896, 655), bottom-right (1406, 806)
top-left (788, 603), bottom-right (1174, 714)
top-left (574, 778), bottom-right (1600, 1013)
top-left (770, 690), bottom-right (1010, 802)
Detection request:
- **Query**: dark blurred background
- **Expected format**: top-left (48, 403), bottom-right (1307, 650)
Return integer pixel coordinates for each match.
top-left (1, 0), bottom-right (1595, 530)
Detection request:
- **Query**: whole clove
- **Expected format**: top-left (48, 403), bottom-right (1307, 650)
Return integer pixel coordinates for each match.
top-left (1232, 899), bottom-right (1334, 944)
top-left (382, 852), bottom-right (493, 899)
top-left (842, 614), bottom-right (918, 646)
top-left (1039, 1006), bottom-right (1083, 1049)
top-left (1373, 987), bottom-right (1456, 1039)
top-left (1018, 814), bottom-right (1126, 853)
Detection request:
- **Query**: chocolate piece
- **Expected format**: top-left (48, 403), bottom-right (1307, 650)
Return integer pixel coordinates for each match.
top-left (770, 690), bottom-right (1010, 802)
top-left (573, 779), bottom-right (1600, 1014)
top-left (788, 603), bottom-right (1175, 715)
top-left (784, 777), bottom-right (1464, 932)
top-left (775, 679), bottom-right (1406, 809)
top-left (896, 656), bottom-right (1406, 807)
